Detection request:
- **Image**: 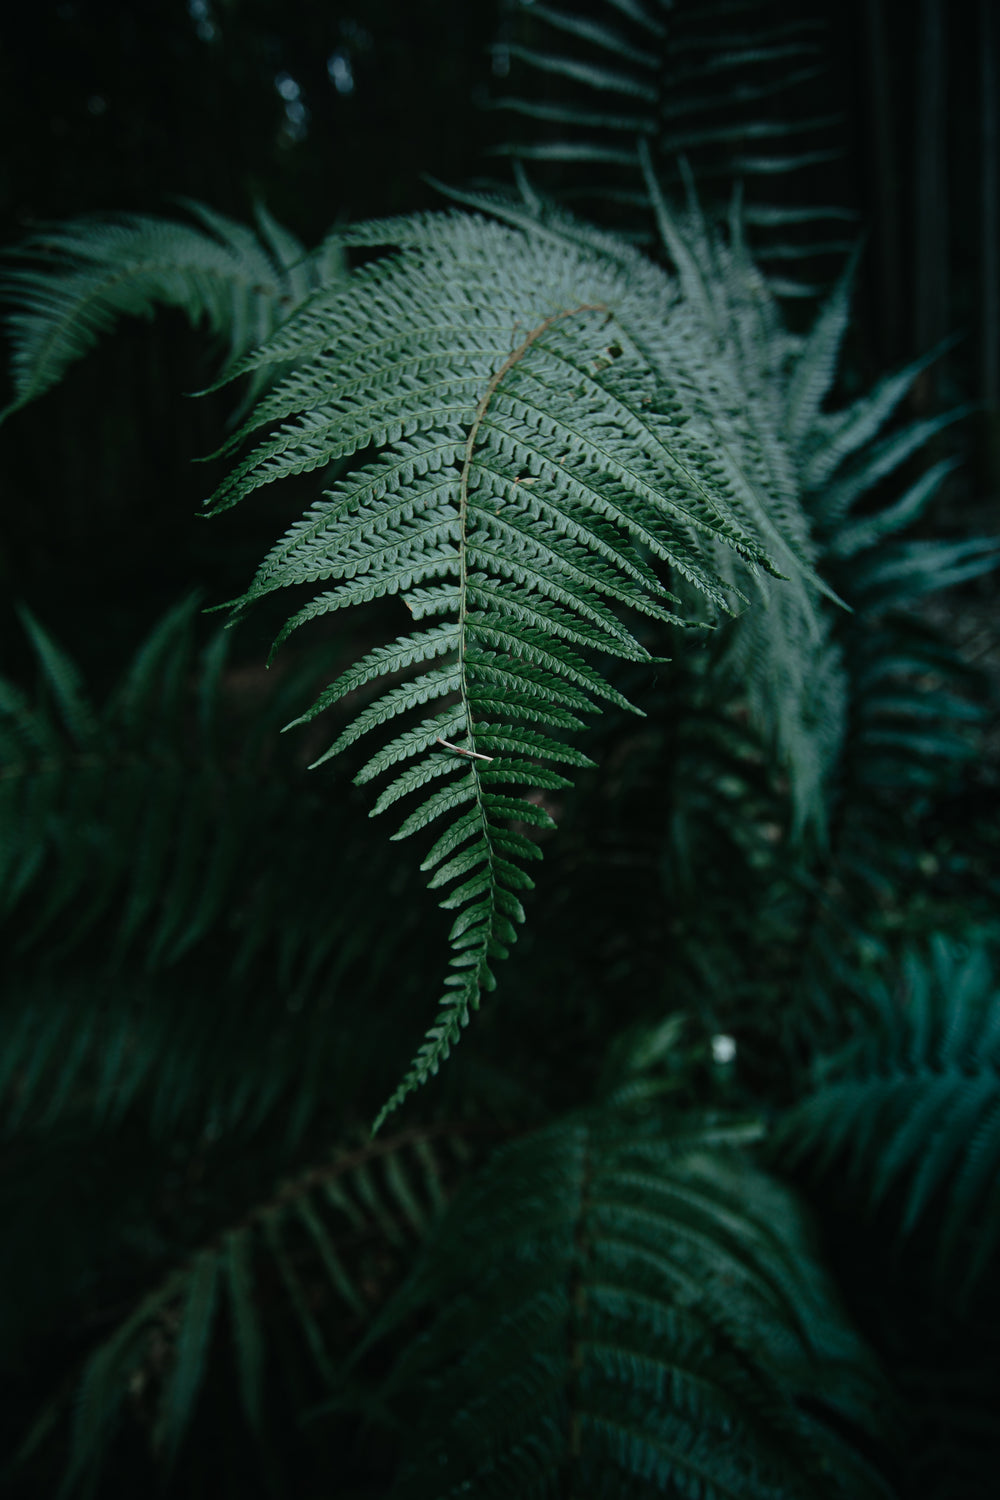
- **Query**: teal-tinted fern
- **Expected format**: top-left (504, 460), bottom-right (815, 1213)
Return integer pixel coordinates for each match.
top-left (778, 937), bottom-right (1000, 1293)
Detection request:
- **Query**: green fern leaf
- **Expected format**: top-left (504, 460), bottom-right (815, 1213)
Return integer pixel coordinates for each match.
top-left (210, 209), bottom-right (802, 1125)
top-left (370, 1109), bottom-right (892, 1499)
top-left (37, 1128), bottom-right (473, 1494)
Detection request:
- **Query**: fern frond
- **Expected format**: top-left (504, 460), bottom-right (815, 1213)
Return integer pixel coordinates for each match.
top-left (0, 203), bottom-right (345, 420)
top-left (211, 208), bottom-right (805, 1124)
top-left (630, 163), bottom-right (853, 840)
top-left (430, 176), bottom-right (855, 846)
top-left (370, 1108), bottom-right (892, 1498)
top-left (0, 599), bottom-right (426, 1015)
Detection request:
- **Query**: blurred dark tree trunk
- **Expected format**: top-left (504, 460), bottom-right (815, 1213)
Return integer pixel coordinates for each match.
top-left (863, 0), bottom-right (902, 365)
top-left (912, 0), bottom-right (949, 408)
top-left (981, 0), bottom-right (1000, 491)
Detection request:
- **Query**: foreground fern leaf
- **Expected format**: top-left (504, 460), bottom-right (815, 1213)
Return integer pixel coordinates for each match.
top-left (212, 211), bottom-right (790, 1124)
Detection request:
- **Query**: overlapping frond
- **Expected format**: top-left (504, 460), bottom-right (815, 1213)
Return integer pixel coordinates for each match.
top-left (369, 1108), bottom-right (892, 1498)
top-left (209, 208), bottom-right (810, 1125)
top-left (634, 162), bottom-right (846, 838)
top-left (0, 202), bottom-right (345, 421)
top-left (0, 598), bottom-right (420, 1006)
top-left (490, 172), bottom-right (832, 833)
top-left (491, 0), bottom-right (853, 287)
top-left (809, 372), bottom-right (994, 911)
top-left (441, 166), bottom-right (991, 854)
top-left (23, 1126), bottom-right (474, 1496)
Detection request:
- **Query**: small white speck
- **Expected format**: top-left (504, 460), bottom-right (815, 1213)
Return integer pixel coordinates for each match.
top-left (711, 1034), bottom-right (737, 1065)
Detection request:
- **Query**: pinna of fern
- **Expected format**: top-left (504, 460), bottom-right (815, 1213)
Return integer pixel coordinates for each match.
top-left (205, 205), bottom-right (813, 1126)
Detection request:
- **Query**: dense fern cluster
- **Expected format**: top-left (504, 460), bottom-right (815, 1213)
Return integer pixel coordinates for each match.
top-left (1, 7), bottom-right (998, 1495)
top-left (780, 939), bottom-right (1000, 1289)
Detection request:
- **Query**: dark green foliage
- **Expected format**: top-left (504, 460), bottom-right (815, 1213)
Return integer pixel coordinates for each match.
top-left (371, 1106), bottom-right (892, 1499)
top-left (778, 938), bottom-right (1000, 1292)
top-left (2, 184), bottom-right (992, 1491)
top-left (0, 599), bottom-right (443, 1146)
top-left (1, 596), bottom-right (364, 986)
top-left (1, 14), bottom-right (997, 1493)
top-left (41, 1127), bottom-right (474, 1497)
top-left (491, 0), bottom-right (853, 288)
